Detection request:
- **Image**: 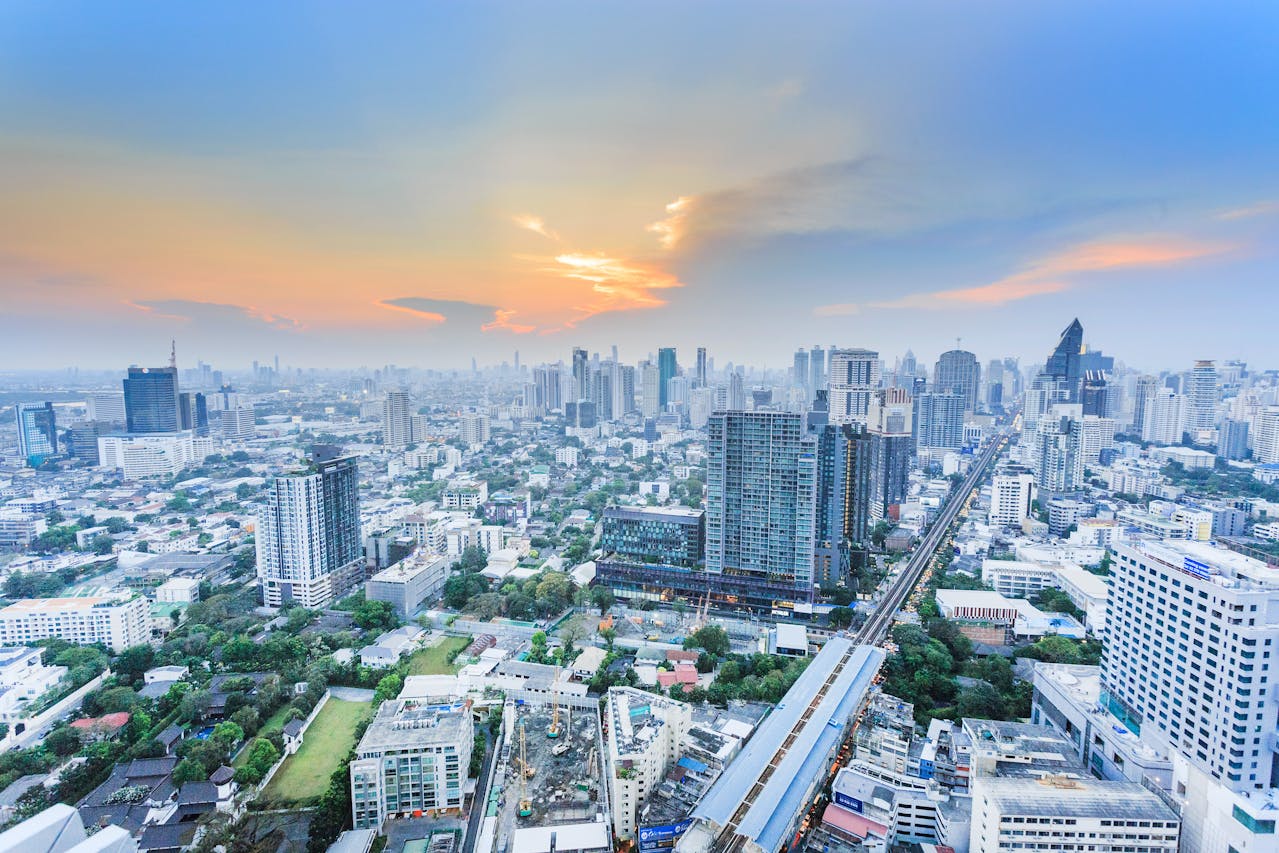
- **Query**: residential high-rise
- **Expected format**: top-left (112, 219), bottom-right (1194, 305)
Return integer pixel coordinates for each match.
top-left (727, 371), bottom-right (746, 411)
top-left (1218, 418), bottom-right (1250, 461)
top-left (257, 448), bottom-right (363, 608)
top-left (383, 390), bottom-right (413, 449)
top-left (533, 365), bottom-right (563, 412)
top-left (123, 366), bottom-right (181, 433)
top-left (15, 402), bottom-right (57, 462)
top-left (1255, 407), bottom-right (1279, 464)
top-left (934, 349), bottom-right (981, 412)
top-left (807, 395), bottom-right (871, 588)
top-left (706, 411), bottom-right (817, 612)
top-left (616, 364), bottom-right (636, 416)
top-left (866, 389), bottom-right (913, 523)
top-left (828, 348), bottom-right (879, 425)
top-left (1030, 407), bottom-right (1085, 493)
top-left (809, 346), bottom-right (826, 402)
top-left (657, 347), bottom-right (677, 408)
top-left (592, 362), bottom-right (614, 421)
top-left (914, 392), bottom-right (965, 451)
top-left (1185, 359), bottom-right (1220, 434)
top-left (640, 362), bottom-right (661, 418)
top-left (1142, 388), bottom-right (1186, 445)
top-left (1131, 375), bottom-right (1160, 435)
top-left (695, 347), bottom-right (707, 388)
top-left (458, 412), bottom-right (490, 445)
top-left (989, 470), bottom-right (1036, 527)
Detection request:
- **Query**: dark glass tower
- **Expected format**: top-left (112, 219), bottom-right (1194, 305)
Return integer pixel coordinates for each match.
top-left (1044, 318), bottom-right (1084, 402)
top-left (123, 366), bottom-right (181, 433)
top-left (657, 347), bottom-right (677, 408)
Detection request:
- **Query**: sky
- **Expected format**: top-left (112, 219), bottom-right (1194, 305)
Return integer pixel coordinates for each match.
top-left (1, 1), bottom-right (1277, 374)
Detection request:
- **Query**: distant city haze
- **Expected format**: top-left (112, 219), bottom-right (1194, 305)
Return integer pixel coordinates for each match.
top-left (1, 2), bottom-right (1276, 369)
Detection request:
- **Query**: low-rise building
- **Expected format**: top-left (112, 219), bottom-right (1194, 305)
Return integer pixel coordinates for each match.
top-left (0, 596), bottom-right (149, 653)
top-left (607, 687), bottom-right (693, 841)
top-left (349, 698), bottom-right (473, 830)
top-left (365, 553), bottom-right (449, 620)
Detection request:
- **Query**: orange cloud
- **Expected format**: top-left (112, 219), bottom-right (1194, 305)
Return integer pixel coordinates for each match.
top-left (482, 309), bottom-right (535, 334)
top-left (513, 215), bottom-right (560, 241)
top-left (646, 197), bottom-right (693, 250)
top-left (820, 236), bottom-right (1234, 314)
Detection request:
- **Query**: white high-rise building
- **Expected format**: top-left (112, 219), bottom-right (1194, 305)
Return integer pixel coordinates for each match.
top-left (1141, 388), bottom-right (1186, 445)
top-left (218, 407), bottom-right (256, 441)
top-left (257, 452), bottom-right (363, 608)
top-left (1076, 415), bottom-right (1117, 464)
top-left (989, 472), bottom-right (1036, 527)
top-left (1030, 406), bottom-right (1084, 493)
top-left (1185, 359), bottom-right (1220, 433)
top-left (98, 432), bottom-right (199, 479)
top-left (85, 393), bottom-right (126, 424)
top-left (827, 348), bottom-right (879, 425)
top-left (1255, 407), bottom-right (1279, 464)
top-left (458, 412), bottom-right (490, 445)
top-left (640, 362), bottom-right (661, 418)
top-left (383, 391), bottom-right (413, 449)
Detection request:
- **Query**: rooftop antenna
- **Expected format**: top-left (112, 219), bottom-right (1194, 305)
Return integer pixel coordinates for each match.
top-left (169, 340), bottom-right (177, 369)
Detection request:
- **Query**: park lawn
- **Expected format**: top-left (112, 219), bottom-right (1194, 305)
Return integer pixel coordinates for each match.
top-left (261, 698), bottom-right (372, 804)
top-left (406, 635), bottom-right (470, 676)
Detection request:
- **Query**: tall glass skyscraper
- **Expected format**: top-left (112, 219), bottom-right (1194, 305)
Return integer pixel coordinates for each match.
top-left (1044, 318), bottom-right (1084, 402)
top-left (16, 402), bottom-right (57, 462)
top-left (256, 447), bottom-right (363, 608)
top-left (706, 410), bottom-right (817, 612)
top-left (657, 347), bottom-right (677, 408)
top-left (934, 349), bottom-right (981, 412)
top-left (123, 366), bottom-right (181, 433)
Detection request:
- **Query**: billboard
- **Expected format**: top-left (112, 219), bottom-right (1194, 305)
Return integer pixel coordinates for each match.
top-left (639, 819), bottom-right (693, 852)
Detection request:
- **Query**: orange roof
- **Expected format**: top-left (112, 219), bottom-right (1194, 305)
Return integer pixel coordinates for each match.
top-left (665, 650), bottom-right (699, 662)
top-left (71, 712), bottom-right (131, 731)
top-left (821, 804), bottom-right (887, 840)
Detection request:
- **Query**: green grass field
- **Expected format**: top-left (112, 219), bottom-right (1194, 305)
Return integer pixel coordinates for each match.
top-left (261, 698), bottom-right (372, 803)
top-left (406, 635), bottom-right (470, 675)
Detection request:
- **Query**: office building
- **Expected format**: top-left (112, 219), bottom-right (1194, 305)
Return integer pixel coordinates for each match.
top-left (533, 365), bottom-right (563, 412)
top-left (705, 411), bottom-right (817, 612)
top-left (1103, 540), bottom-right (1279, 794)
top-left (989, 471), bottom-right (1036, 527)
top-left (218, 407), bottom-right (256, 441)
top-left (572, 348), bottom-right (590, 400)
top-left (1042, 318), bottom-right (1084, 403)
top-left (365, 554), bottom-right (449, 621)
top-left (122, 366), bottom-right (181, 433)
top-left (350, 698), bottom-right (473, 830)
top-left (641, 363), bottom-right (661, 418)
top-left (915, 392), bottom-right (965, 452)
top-left (599, 506), bottom-right (704, 566)
top-left (15, 402), bottom-right (57, 461)
top-left (793, 349), bottom-right (810, 397)
top-left (257, 449), bottom-right (363, 608)
top-left (1142, 388), bottom-right (1186, 445)
top-left (934, 349), bottom-right (981, 412)
top-left (827, 348), bottom-right (879, 425)
top-left (809, 345), bottom-right (826, 403)
top-left (695, 347), bottom-right (707, 388)
top-left (565, 400), bottom-right (597, 430)
top-left (726, 372), bottom-right (746, 411)
top-left (607, 687), bottom-right (693, 841)
top-left (84, 393), bottom-right (126, 425)
top-left (0, 596), bottom-right (149, 653)
top-left (178, 391), bottom-right (208, 436)
top-left (658, 347), bottom-right (677, 408)
top-left (1080, 370), bottom-right (1109, 417)
top-left (1131, 375), bottom-right (1159, 435)
top-left (383, 391), bottom-right (413, 449)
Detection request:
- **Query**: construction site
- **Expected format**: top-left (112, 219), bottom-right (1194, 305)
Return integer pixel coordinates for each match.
top-left (477, 693), bottom-right (611, 853)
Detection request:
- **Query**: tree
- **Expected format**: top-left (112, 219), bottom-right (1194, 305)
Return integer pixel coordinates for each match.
top-left (600, 627), bottom-right (616, 652)
top-left (46, 726), bottom-right (81, 757)
top-left (113, 645), bottom-right (156, 685)
top-left (352, 599), bottom-right (400, 633)
top-left (91, 535), bottom-right (115, 555)
top-left (958, 682), bottom-right (1007, 719)
top-left (684, 625), bottom-right (731, 658)
top-left (172, 757), bottom-right (209, 786)
top-left (590, 586), bottom-right (615, 615)
top-left (374, 673), bottom-right (404, 703)
top-left (828, 607), bottom-right (854, 629)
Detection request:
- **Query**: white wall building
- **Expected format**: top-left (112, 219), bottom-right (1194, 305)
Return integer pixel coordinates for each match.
top-left (988, 473), bottom-right (1036, 527)
top-left (98, 432), bottom-right (200, 479)
top-left (606, 687), bottom-right (693, 840)
top-left (0, 596), bottom-right (149, 653)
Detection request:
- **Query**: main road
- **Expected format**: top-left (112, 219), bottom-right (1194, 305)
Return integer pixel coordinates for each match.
top-left (852, 430), bottom-right (1009, 647)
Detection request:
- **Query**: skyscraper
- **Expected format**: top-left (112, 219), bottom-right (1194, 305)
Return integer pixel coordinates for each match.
top-left (828, 348), bottom-right (879, 425)
top-left (15, 402), bottom-right (57, 462)
top-left (123, 366), bottom-right (181, 433)
top-left (1142, 388), bottom-right (1186, 446)
top-left (808, 345), bottom-right (826, 402)
top-left (1131, 375), bottom-right (1160, 435)
top-left (808, 402), bottom-right (873, 589)
top-left (1218, 418), bottom-right (1250, 461)
top-left (572, 347), bottom-right (590, 401)
top-left (1255, 407), bottom-right (1279, 464)
top-left (695, 347), bottom-right (707, 388)
top-left (657, 347), bottom-right (677, 408)
top-left (85, 393), bottom-right (126, 425)
top-left (1043, 318), bottom-right (1085, 402)
top-left (793, 348), bottom-right (810, 397)
top-left (1080, 371), bottom-right (1108, 417)
top-left (914, 391), bottom-right (965, 451)
top-left (533, 365), bottom-right (563, 412)
top-left (1185, 360), bottom-right (1220, 434)
top-left (899, 349), bottom-right (917, 381)
top-left (383, 390), bottom-right (413, 448)
top-left (1031, 406), bottom-right (1085, 493)
top-left (178, 392), bottom-right (209, 436)
top-left (933, 349), bottom-right (981, 412)
top-left (706, 410), bottom-right (817, 612)
top-left (727, 371), bottom-right (746, 411)
top-left (257, 448), bottom-right (363, 608)
top-left (866, 388), bottom-right (913, 522)
top-left (640, 362), bottom-right (661, 418)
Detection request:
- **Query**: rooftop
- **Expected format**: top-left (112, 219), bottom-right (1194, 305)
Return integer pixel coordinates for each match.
top-left (977, 776), bottom-right (1178, 821)
top-left (356, 699), bottom-right (472, 755)
top-left (1125, 539), bottom-right (1279, 589)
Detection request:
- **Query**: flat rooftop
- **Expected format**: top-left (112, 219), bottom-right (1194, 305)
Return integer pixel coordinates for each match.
top-left (977, 776), bottom-right (1179, 821)
top-left (1127, 539), bottom-right (1279, 588)
top-left (356, 699), bottom-right (472, 755)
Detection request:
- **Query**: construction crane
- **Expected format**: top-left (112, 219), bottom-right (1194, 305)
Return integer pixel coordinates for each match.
top-left (548, 694), bottom-right (562, 739)
top-left (518, 721), bottom-right (533, 818)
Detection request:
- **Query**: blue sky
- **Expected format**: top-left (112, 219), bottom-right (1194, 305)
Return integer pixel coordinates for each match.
top-left (0, 1), bottom-right (1275, 372)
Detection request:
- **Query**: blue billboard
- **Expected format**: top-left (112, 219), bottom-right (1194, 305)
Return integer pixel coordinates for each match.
top-left (832, 792), bottom-right (864, 813)
top-left (639, 819), bottom-right (693, 851)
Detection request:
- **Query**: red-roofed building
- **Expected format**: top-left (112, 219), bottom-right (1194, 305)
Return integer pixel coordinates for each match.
top-left (666, 649), bottom-right (699, 663)
top-left (71, 712), bottom-right (132, 741)
top-left (821, 803), bottom-right (889, 843)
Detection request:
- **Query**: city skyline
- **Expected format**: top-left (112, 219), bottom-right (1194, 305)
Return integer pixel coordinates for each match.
top-left (1, 2), bottom-right (1277, 370)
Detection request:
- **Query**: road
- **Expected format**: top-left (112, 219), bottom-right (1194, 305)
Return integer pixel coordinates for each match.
top-left (853, 431), bottom-right (1008, 646)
